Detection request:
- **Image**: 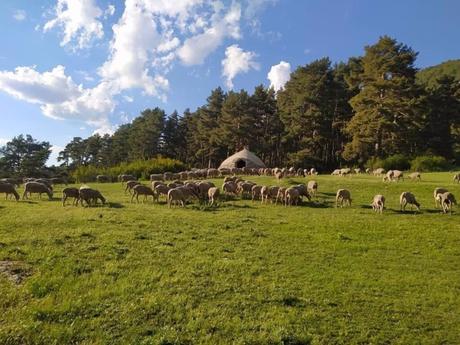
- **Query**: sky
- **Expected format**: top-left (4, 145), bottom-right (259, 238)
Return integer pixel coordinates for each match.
top-left (0, 0), bottom-right (459, 165)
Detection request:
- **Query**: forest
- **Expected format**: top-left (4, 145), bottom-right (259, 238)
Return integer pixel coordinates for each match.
top-left (1, 36), bottom-right (460, 177)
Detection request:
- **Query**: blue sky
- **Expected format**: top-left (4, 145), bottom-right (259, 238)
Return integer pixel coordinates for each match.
top-left (0, 0), bottom-right (459, 165)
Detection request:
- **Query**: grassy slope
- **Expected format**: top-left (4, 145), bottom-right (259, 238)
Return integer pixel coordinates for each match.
top-left (416, 59), bottom-right (460, 88)
top-left (0, 173), bottom-right (459, 344)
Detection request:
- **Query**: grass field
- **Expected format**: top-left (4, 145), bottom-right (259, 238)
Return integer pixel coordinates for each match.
top-left (0, 172), bottom-right (459, 344)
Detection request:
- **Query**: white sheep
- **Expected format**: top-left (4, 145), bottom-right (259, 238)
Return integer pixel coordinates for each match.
top-left (438, 192), bottom-right (457, 214)
top-left (434, 188), bottom-right (449, 208)
top-left (207, 187), bottom-right (220, 206)
top-left (336, 189), bottom-right (351, 207)
top-left (408, 172), bottom-right (421, 181)
top-left (371, 194), bottom-right (385, 214)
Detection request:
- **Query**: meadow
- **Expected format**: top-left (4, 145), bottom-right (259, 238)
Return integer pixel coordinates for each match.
top-left (0, 172), bottom-right (459, 344)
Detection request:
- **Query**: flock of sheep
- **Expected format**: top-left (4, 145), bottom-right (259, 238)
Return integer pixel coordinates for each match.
top-left (0, 168), bottom-right (459, 214)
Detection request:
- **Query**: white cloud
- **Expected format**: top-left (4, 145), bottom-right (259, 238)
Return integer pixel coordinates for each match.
top-left (177, 2), bottom-right (241, 65)
top-left (47, 145), bottom-right (64, 166)
top-left (0, 65), bottom-right (114, 129)
top-left (267, 61), bottom-right (291, 91)
top-left (104, 4), bottom-right (116, 18)
top-left (244, 0), bottom-right (277, 18)
top-left (0, 138), bottom-right (9, 146)
top-left (13, 10), bottom-right (27, 21)
top-left (222, 44), bottom-right (259, 89)
top-left (44, 0), bottom-right (104, 50)
top-left (123, 95), bottom-right (134, 103)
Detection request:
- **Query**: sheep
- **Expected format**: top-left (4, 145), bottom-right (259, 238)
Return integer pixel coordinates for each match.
top-left (125, 180), bottom-right (141, 194)
top-left (336, 189), bottom-right (352, 208)
top-left (222, 181), bottom-right (237, 196)
top-left (132, 185), bottom-right (157, 203)
top-left (23, 182), bottom-right (53, 200)
top-left (340, 168), bottom-right (351, 176)
top-left (50, 177), bottom-right (68, 185)
top-left (0, 183), bottom-right (20, 201)
top-left (285, 187), bottom-right (300, 206)
top-left (96, 175), bottom-right (110, 183)
top-left (207, 187), bottom-right (220, 206)
top-left (35, 178), bottom-right (53, 190)
top-left (453, 173), bottom-right (460, 183)
top-left (267, 186), bottom-right (280, 203)
top-left (197, 181), bottom-right (215, 201)
top-left (275, 187), bottom-right (287, 205)
top-left (365, 168), bottom-right (371, 174)
top-left (207, 169), bottom-right (219, 178)
top-left (260, 185), bottom-right (270, 204)
top-left (434, 188), bottom-right (449, 208)
top-left (392, 170), bottom-right (404, 181)
top-left (399, 192), bottom-right (420, 212)
top-left (275, 171), bottom-right (283, 181)
top-left (438, 192), bottom-right (457, 214)
top-left (373, 168), bottom-right (386, 176)
top-left (331, 169), bottom-right (341, 176)
top-left (119, 174), bottom-right (136, 184)
top-left (0, 178), bottom-right (20, 187)
top-left (292, 184), bottom-right (311, 202)
top-left (383, 170), bottom-right (394, 182)
top-left (62, 187), bottom-right (79, 206)
top-left (251, 185), bottom-right (263, 201)
top-left (354, 168), bottom-right (362, 174)
top-left (371, 194), bottom-right (385, 214)
top-left (152, 181), bottom-right (166, 190)
top-left (310, 168), bottom-right (318, 175)
top-left (408, 172), bottom-right (421, 181)
top-left (79, 187), bottom-right (106, 206)
top-left (154, 184), bottom-right (171, 201)
top-left (237, 181), bottom-right (256, 199)
top-left (307, 180), bottom-right (318, 198)
top-left (167, 188), bottom-right (186, 208)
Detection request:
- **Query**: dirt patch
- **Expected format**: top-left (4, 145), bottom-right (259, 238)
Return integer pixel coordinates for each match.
top-left (0, 261), bottom-right (32, 284)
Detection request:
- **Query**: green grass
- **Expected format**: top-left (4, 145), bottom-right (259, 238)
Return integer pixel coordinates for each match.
top-left (0, 173), bottom-right (459, 344)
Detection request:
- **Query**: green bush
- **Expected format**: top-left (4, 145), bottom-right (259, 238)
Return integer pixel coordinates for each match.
top-left (410, 155), bottom-right (451, 172)
top-left (366, 154), bottom-right (410, 171)
top-left (72, 157), bottom-right (186, 182)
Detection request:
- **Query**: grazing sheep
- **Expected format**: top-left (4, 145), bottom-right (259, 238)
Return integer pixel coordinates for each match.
top-left (119, 174), bottom-right (136, 184)
top-left (260, 185), bottom-right (270, 204)
top-left (365, 168), bottom-right (371, 174)
top-left (237, 181), bottom-right (256, 199)
top-left (62, 187), bottom-right (79, 206)
top-left (197, 181), bottom-right (215, 201)
top-left (354, 168), bottom-right (362, 174)
top-left (150, 174), bottom-right (164, 182)
top-left (383, 170), bottom-right (393, 182)
top-left (154, 184), bottom-right (171, 200)
top-left (373, 168), bottom-right (386, 176)
top-left (222, 181), bottom-right (237, 197)
top-left (125, 180), bottom-right (141, 194)
top-left (331, 169), bottom-right (341, 176)
top-left (453, 173), bottom-right (460, 183)
top-left (152, 181), bottom-right (166, 190)
top-left (251, 185), bottom-right (263, 201)
top-left (167, 188), bottom-right (186, 208)
top-left (23, 182), bottom-right (53, 200)
top-left (96, 175), bottom-right (110, 183)
top-left (292, 184), bottom-right (311, 202)
top-left (0, 183), bottom-right (20, 201)
top-left (408, 172), bottom-right (421, 181)
top-left (434, 188), bottom-right (449, 208)
top-left (0, 178), bottom-right (20, 187)
top-left (307, 180), bottom-right (318, 198)
top-left (35, 178), bottom-right (53, 190)
top-left (310, 168), bottom-right (318, 175)
top-left (336, 189), bottom-right (352, 208)
top-left (340, 168), bottom-right (351, 176)
top-left (275, 187), bottom-right (287, 205)
top-left (79, 187), bottom-right (106, 206)
top-left (207, 187), bottom-right (220, 206)
top-left (400, 192), bottom-right (420, 212)
top-left (438, 192), bottom-right (457, 214)
top-left (371, 194), bottom-right (385, 214)
top-left (132, 185), bottom-right (157, 203)
top-left (285, 187), bottom-right (300, 206)
top-left (392, 170), bottom-right (404, 181)
top-left (267, 186), bottom-right (281, 203)
top-left (275, 171), bottom-right (283, 181)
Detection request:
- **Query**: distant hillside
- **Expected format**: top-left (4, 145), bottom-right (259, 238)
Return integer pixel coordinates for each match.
top-left (417, 59), bottom-right (460, 88)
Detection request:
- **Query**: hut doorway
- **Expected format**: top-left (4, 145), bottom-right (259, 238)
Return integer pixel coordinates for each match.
top-left (236, 159), bottom-right (246, 168)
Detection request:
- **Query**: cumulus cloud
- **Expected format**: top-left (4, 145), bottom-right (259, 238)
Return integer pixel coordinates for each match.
top-left (44, 0), bottom-right (104, 50)
top-left (222, 44), bottom-right (259, 88)
top-left (47, 145), bottom-right (64, 166)
top-left (0, 65), bottom-right (114, 128)
top-left (267, 61), bottom-right (291, 91)
top-left (104, 4), bottom-right (116, 18)
top-left (13, 10), bottom-right (27, 21)
top-left (177, 2), bottom-right (241, 65)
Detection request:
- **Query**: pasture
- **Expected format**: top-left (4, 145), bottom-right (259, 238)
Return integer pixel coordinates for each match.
top-left (0, 173), bottom-right (459, 344)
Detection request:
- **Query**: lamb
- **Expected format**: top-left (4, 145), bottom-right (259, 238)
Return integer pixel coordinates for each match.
top-left (371, 194), bottom-right (385, 214)
top-left (23, 182), bottom-right (53, 200)
top-left (438, 192), bottom-right (457, 214)
top-left (0, 182), bottom-right (20, 201)
top-left (79, 187), bottom-right (106, 206)
top-left (96, 175), bottom-right (110, 183)
top-left (408, 172), bottom-right (421, 181)
top-left (307, 180), bottom-right (318, 198)
top-left (132, 185), bottom-right (157, 203)
top-left (399, 192), bottom-right (420, 212)
top-left (251, 185), bottom-right (263, 201)
top-left (124, 180), bottom-right (141, 194)
top-left (336, 189), bottom-right (352, 208)
top-left (453, 173), bottom-right (460, 183)
top-left (62, 187), bottom-right (79, 206)
top-left (285, 187), bottom-right (300, 206)
top-left (433, 188), bottom-right (449, 208)
top-left (167, 188), bottom-right (186, 208)
top-left (207, 187), bottom-right (220, 206)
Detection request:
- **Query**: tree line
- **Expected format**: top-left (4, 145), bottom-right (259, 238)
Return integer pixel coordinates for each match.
top-left (1, 36), bottom-right (459, 177)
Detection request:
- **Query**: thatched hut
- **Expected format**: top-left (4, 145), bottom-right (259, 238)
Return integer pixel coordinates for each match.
top-left (218, 148), bottom-right (266, 169)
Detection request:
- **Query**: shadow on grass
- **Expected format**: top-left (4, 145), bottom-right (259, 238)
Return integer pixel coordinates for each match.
top-left (303, 200), bottom-right (333, 208)
top-left (107, 202), bottom-right (124, 209)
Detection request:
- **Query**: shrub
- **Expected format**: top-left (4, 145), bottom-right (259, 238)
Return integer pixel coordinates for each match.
top-left (366, 154), bottom-right (410, 171)
top-left (72, 157), bottom-right (186, 183)
top-left (410, 155), bottom-right (451, 172)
